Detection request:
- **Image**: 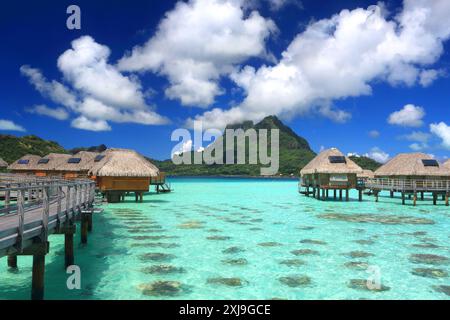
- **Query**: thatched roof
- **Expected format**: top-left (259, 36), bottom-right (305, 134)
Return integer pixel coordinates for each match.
top-left (30, 153), bottom-right (71, 171)
top-left (8, 154), bottom-right (42, 170)
top-left (88, 148), bottom-right (159, 177)
top-left (357, 169), bottom-right (375, 179)
top-left (300, 148), bottom-right (363, 175)
top-left (442, 159), bottom-right (450, 172)
top-left (375, 153), bottom-right (450, 177)
top-left (0, 157), bottom-right (7, 168)
top-left (55, 151), bottom-right (98, 172)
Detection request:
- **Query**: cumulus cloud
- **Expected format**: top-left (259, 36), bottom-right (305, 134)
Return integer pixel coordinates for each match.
top-left (190, 1), bottom-right (450, 129)
top-left (21, 36), bottom-right (168, 131)
top-left (388, 104), bottom-right (425, 127)
top-left (118, 0), bottom-right (276, 107)
top-left (419, 69), bottom-right (444, 87)
top-left (364, 147), bottom-right (390, 163)
top-left (173, 139), bottom-right (193, 156)
top-left (430, 122), bottom-right (450, 149)
top-left (71, 116), bottom-right (111, 132)
top-left (399, 130), bottom-right (431, 143)
top-left (0, 119), bottom-right (26, 132)
top-left (26, 105), bottom-right (69, 120)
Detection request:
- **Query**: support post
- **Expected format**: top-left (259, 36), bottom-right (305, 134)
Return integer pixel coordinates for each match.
top-left (402, 192), bottom-right (405, 205)
top-left (390, 190), bottom-right (394, 198)
top-left (81, 213), bottom-right (88, 244)
top-left (64, 225), bottom-right (76, 268)
top-left (433, 193), bottom-right (437, 205)
top-left (31, 253), bottom-right (45, 300)
top-left (413, 192), bottom-right (417, 207)
top-left (421, 192), bottom-right (424, 201)
top-left (7, 255), bottom-right (18, 269)
top-left (4, 184), bottom-right (10, 215)
top-left (375, 190), bottom-right (379, 202)
top-left (358, 189), bottom-right (362, 202)
top-left (445, 193), bottom-right (449, 206)
top-left (339, 189), bottom-right (342, 201)
top-left (87, 213), bottom-right (93, 232)
top-left (345, 189), bottom-right (349, 201)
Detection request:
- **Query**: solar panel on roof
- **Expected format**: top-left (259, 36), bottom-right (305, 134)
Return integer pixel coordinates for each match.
top-left (329, 156), bottom-right (346, 164)
top-left (422, 159), bottom-right (439, 167)
top-left (94, 155), bottom-right (105, 162)
top-left (68, 158), bottom-right (81, 164)
top-left (18, 159), bottom-right (29, 164)
top-left (38, 158), bottom-right (50, 164)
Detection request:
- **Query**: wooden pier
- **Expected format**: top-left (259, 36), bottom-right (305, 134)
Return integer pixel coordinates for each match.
top-left (0, 174), bottom-right (97, 299)
top-left (364, 178), bottom-right (450, 206)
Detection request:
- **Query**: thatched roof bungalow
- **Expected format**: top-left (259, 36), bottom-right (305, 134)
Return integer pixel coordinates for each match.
top-left (88, 148), bottom-right (159, 202)
top-left (8, 154), bottom-right (42, 175)
top-left (55, 151), bottom-right (98, 179)
top-left (31, 153), bottom-right (71, 176)
top-left (0, 157), bottom-right (7, 168)
top-left (300, 148), bottom-right (363, 201)
top-left (374, 153), bottom-right (450, 179)
top-left (357, 169), bottom-right (375, 180)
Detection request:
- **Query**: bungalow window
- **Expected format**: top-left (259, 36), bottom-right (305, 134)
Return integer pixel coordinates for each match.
top-left (68, 158), bottom-right (81, 164)
top-left (38, 158), bottom-right (50, 164)
top-left (422, 159), bottom-right (439, 167)
top-left (94, 155), bottom-right (105, 162)
top-left (18, 159), bottom-right (29, 164)
top-left (329, 156), bottom-right (346, 164)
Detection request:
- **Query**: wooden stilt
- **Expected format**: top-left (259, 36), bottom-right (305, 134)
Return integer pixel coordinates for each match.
top-left (31, 253), bottom-right (45, 300)
top-left (345, 189), bottom-right (349, 201)
top-left (390, 190), bottom-right (394, 198)
top-left (339, 189), bottom-right (342, 201)
top-left (420, 192), bottom-right (424, 201)
top-left (358, 189), bottom-right (362, 202)
top-left (442, 194), bottom-right (445, 201)
top-left (402, 192), bottom-right (405, 205)
top-left (140, 192), bottom-right (143, 203)
top-left (65, 231), bottom-right (74, 268)
top-left (81, 214), bottom-right (88, 244)
top-left (445, 193), bottom-right (449, 206)
top-left (413, 192), bottom-right (417, 207)
top-left (433, 193), bottom-right (437, 205)
top-left (306, 187), bottom-right (309, 196)
top-left (7, 255), bottom-right (17, 269)
top-left (334, 189), bottom-right (337, 200)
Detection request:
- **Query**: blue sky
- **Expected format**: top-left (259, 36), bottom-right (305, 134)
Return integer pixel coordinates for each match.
top-left (0, 0), bottom-right (449, 162)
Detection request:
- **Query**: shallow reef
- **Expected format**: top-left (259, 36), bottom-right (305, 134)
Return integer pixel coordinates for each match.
top-left (318, 213), bottom-right (435, 225)
top-left (222, 246), bottom-right (245, 254)
top-left (343, 261), bottom-right (370, 270)
top-left (138, 281), bottom-right (183, 297)
top-left (291, 249), bottom-right (320, 256)
top-left (432, 285), bottom-right (450, 296)
top-left (279, 259), bottom-right (306, 267)
top-left (344, 251), bottom-right (374, 258)
top-left (258, 242), bottom-right (283, 247)
top-left (177, 220), bottom-right (204, 229)
top-left (206, 235), bottom-right (232, 241)
top-left (207, 277), bottom-right (246, 287)
top-left (278, 275), bottom-right (311, 287)
top-left (139, 253), bottom-right (176, 262)
top-left (140, 265), bottom-right (185, 274)
top-left (409, 254), bottom-right (449, 265)
top-left (347, 279), bottom-right (390, 292)
top-left (411, 268), bottom-right (448, 278)
top-left (221, 258), bottom-right (248, 265)
top-left (300, 239), bottom-right (327, 245)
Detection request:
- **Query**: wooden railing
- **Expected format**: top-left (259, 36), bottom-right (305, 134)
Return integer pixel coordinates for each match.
top-left (364, 178), bottom-right (450, 192)
top-left (0, 174), bottom-right (95, 256)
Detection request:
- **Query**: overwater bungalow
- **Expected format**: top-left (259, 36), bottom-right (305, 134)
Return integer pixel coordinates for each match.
top-left (31, 153), bottom-right (71, 177)
top-left (369, 153), bottom-right (450, 205)
top-left (357, 169), bottom-right (375, 181)
top-left (299, 148), bottom-right (364, 201)
top-left (7, 154), bottom-right (41, 175)
top-left (88, 148), bottom-right (160, 203)
top-left (0, 158), bottom-right (7, 169)
top-left (55, 151), bottom-right (98, 179)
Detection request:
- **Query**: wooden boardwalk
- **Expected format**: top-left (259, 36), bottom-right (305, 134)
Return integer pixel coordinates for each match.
top-left (0, 174), bottom-right (97, 299)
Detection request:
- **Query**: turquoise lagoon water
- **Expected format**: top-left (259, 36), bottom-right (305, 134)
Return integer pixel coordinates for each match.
top-left (1, 177), bottom-right (449, 300)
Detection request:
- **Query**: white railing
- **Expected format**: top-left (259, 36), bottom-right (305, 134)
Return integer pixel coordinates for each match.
top-left (365, 178), bottom-right (450, 192)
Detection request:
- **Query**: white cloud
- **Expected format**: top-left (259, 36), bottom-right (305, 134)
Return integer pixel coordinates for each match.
top-left (430, 122), bottom-right (450, 149)
top-left (190, 1), bottom-right (450, 129)
top-left (173, 139), bottom-right (193, 156)
top-left (388, 104), bottom-right (425, 127)
top-left (368, 130), bottom-right (380, 138)
top-left (71, 116), bottom-right (111, 132)
top-left (400, 130), bottom-right (431, 143)
top-left (409, 142), bottom-right (428, 151)
top-left (26, 105), bottom-right (69, 120)
top-left (364, 147), bottom-right (390, 163)
top-left (0, 119), bottom-right (26, 132)
top-left (419, 69), bottom-right (443, 87)
top-left (20, 65), bottom-right (78, 109)
top-left (118, 0), bottom-right (276, 107)
top-left (22, 36), bottom-right (169, 131)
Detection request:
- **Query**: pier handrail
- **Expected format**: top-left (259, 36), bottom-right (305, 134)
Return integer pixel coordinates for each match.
top-left (0, 174), bottom-right (96, 257)
top-left (365, 177), bottom-right (450, 192)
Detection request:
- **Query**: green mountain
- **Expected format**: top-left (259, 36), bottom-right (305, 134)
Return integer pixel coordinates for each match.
top-left (0, 134), bottom-right (68, 164)
top-left (68, 144), bottom-right (107, 155)
top-left (350, 156), bottom-right (382, 171)
top-left (154, 115), bottom-right (317, 176)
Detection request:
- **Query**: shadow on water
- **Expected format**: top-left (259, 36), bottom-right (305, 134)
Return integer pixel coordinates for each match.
top-left (0, 210), bottom-right (121, 300)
